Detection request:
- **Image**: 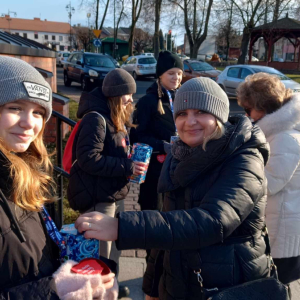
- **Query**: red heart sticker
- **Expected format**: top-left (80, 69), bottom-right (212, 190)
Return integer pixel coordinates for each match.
top-left (157, 154), bottom-right (166, 163)
top-left (71, 258), bottom-right (111, 275)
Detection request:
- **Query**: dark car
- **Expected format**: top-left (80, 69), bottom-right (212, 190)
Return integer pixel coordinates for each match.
top-left (63, 52), bottom-right (116, 90)
top-left (182, 60), bottom-right (221, 84)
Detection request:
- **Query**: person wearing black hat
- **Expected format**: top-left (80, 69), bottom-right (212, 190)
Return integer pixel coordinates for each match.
top-left (131, 51), bottom-right (183, 218)
top-left (67, 68), bottom-right (146, 298)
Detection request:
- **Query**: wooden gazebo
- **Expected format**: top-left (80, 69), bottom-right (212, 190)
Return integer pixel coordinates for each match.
top-left (249, 15), bottom-right (300, 70)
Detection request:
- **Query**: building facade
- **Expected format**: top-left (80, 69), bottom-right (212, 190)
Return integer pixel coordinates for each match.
top-left (0, 15), bottom-right (72, 51)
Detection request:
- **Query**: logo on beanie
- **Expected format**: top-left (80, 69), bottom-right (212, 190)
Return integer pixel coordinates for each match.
top-left (23, 82), bottom-right (50, 102)
top-left (184, 99), bottom-right (188, 102)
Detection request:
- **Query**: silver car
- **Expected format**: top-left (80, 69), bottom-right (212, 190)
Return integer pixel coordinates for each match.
top-left (121, 55), bottom-right (157, 80)
top-left (217, 65), bottom-right (300, 97)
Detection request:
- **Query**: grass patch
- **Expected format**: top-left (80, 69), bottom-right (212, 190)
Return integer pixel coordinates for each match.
top-left (69, 99), bottom-right (79, 122)
top-left (286, 74), bottom-right (300, 84)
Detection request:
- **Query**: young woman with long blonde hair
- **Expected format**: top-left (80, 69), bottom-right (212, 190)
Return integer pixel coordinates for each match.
top-left (67, 68), bottom-right (145, 298)
top-left (0, 56), bottom-right (115, 300)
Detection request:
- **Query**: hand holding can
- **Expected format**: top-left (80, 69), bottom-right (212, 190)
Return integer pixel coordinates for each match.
top-left (130, 143), bottom-right (153, 184)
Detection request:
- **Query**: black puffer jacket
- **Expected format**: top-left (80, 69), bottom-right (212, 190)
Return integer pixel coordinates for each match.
top-left (67, 88), bottom-right (134, 212)
top-left (116, 115), bottom-right (270, 299)
top-left (0, 151), bottom-right (60, 300)
top-left (131, 82), bottom-right (176, 177)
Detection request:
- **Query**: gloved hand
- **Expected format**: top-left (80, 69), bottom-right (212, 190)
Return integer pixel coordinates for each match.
top-left (53, 260), bottom-right (118, 300)
top-left (163, 141), bottom-right (171, 154)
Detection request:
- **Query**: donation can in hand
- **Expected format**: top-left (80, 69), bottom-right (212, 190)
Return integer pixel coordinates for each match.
top-left (60, 224), bottom-right (99, 262)
top-left (129, 143), bottom-right (153, 184)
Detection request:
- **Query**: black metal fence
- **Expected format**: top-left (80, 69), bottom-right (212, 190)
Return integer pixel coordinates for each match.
top-left (48, 110), bottom-right (76, 229)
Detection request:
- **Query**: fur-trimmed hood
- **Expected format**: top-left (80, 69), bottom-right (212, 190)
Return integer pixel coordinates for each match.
top-left (257, 93), bottom-right (300, 138)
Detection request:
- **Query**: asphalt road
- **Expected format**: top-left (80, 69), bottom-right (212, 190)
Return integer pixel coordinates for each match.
top-left (56, 67), bottom-right (244, 115)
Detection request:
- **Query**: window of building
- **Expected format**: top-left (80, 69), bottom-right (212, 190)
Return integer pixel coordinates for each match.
top-left (34, 33), bottom-right (38, 39)
top-left (45, 35), bottom-right (48, 40)
top-left (15, 32), bottom-right (19, 36)
top-left (59, 36), bottom-right (63, 42)
top-left (23, 33), bottom-right (27, 38)
top-left (59, 45), bottom-right (64, 51)
top-left (52, 35), bottom-right (56, 41)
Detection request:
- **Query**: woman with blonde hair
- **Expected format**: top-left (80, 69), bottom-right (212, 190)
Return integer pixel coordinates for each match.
top-left (67, 68), bottom-right (145, 298)
top-left (75, 78), bottom-right (272, 300)
top-left (132, 51), bottom-right (183, 213)
top-left (237, 72), bottom-right (300, 288)
top-left (0, 56), bottom-right (115, 299)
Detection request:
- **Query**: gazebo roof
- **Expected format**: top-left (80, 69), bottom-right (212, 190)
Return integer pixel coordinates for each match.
top-left (253, 16), bottom-right (300, 31)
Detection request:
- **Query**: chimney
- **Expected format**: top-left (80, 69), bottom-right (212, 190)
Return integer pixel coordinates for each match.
top-left (34, 17), bottom-right (40, 21)
top-left (45, 19), bottom-right (47, 21)
top-left (5, 15), bottom-right (10, 19)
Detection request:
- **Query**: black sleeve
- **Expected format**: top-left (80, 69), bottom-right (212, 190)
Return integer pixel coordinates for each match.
top-left (135, 96), bottom-right (165, 152)
top-left (76, 114), bottom-right (134, 178)
top-left (116, 151), bottom-right (265, 251)
top-left (1, 276), bottom-right (59, 300)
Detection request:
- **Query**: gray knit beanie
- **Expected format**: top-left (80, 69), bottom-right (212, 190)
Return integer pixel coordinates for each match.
top-left (174, 77), bottom-right (229, 123)
top-left (102, 69), bottom-right (136, 98)
top-left (0, 56), bottom-right (52, 121)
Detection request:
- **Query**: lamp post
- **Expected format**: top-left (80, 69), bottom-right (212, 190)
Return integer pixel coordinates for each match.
top-left (66, 2), bottom-right (75, 50)
top-left (87, 13), bottom-right (91, 51)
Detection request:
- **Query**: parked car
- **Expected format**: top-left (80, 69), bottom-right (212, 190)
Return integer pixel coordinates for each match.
top-left (217, 65), bottom-right (300, 97)
top-left (63, 52), bottom-right (116, 90)
top-left (121, 55), bottom-right (157, 80)
top-left (57, 51), bottom-right (70, 67)
top-left (104, 53), bottom-right (120, 67)
top-left (181, 60), bottom-right (221, 84)
top-left (176, 53), bottom-right (190, 61)
top-left (140, 53), bottom-right (154, 57)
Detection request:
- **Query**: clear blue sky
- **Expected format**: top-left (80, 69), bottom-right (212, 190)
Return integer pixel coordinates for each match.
top-left (1, 0), bottom-right (184, 46)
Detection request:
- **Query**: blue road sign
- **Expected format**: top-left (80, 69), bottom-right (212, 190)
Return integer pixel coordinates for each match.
top-left (93, 39), bottom-right (102, 48)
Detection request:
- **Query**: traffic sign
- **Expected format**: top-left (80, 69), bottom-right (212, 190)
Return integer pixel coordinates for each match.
top-left (93, 29), bottom-right (102, 38)
top-left (93, 39), bottom-right (102, 48)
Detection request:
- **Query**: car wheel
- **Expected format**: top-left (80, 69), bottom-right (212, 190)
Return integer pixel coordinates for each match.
top-left (133, 72), bottom-right (139, 81)
top-left (81, 77), bottom-right (89, 91)
top-left (64, 72), bottom-right (71, 87)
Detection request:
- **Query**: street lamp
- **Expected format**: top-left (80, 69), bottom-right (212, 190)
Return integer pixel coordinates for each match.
top-left (66, 2), bottom-right (75, 50)
top-left (87, 13), bottom-right (91, 52)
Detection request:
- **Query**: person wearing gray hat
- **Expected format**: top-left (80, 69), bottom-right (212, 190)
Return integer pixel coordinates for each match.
top-left (0, 56), bottom-right (60, 298)
top-left (75, 77), bottom-right (272, 299)
top-left (67, 68), bottom-right (143, 299)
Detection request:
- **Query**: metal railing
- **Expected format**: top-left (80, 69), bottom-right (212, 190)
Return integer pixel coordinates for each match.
top-left (48, 110), bottom-right (76, 229)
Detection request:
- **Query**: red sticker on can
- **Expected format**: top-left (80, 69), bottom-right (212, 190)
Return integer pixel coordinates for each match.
top-left (71, 258), bottom-right (110, 275)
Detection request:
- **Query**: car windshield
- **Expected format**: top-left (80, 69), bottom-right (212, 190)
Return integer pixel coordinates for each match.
top-left (190, 62), bottom-right (214, 71)
top-left (251, 67), bottom-right (290, 80)
top-left (84, 55), bottom-right (115, 68)
top-left (138, 57), bottom-right (157, 64)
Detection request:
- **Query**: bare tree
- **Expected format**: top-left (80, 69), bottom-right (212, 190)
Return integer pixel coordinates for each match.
top-left (232, 0), bottom-right (267, 64)
top-left (128, 0), bottom-right (143, 56)
top-left (134, 28), bottom-right (153, 53)
top-left (74, 26), bottom-right (90, 50)
top-left (79, 0), bottom-right (110, 30)
top-left (169, 0), bottom-right (214, 59)
top-left (113, 0), bottom-right (127, 58)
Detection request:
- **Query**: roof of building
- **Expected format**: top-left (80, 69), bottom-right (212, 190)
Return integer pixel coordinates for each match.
top-left (0, 15), bottom-right (71, 34)
top-left (0, 31), bottom-right (56, 57)
top-left (101, 37), bottom-right (128, 44)
top-left (253, 16), bottom-right (300, 31)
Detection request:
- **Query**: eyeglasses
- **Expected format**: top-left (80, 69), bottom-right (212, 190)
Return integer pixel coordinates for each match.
top-left (244, 107), bottom-right (252, 116)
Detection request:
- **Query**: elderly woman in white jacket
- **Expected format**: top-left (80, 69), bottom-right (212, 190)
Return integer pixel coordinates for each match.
top-left (237, 72), bottom-right (300, 287)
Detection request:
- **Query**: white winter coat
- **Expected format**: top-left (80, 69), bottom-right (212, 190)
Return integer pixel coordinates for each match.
top-left (257, 94), bottom-right (300, 258)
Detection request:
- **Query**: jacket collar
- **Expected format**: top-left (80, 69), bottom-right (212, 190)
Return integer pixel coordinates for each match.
top-left (256, 93), bottom-right (300, 138)
top-left (158, 114), bottom-right (269, 191)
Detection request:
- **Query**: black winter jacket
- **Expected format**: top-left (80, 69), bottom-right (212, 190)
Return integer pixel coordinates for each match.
top-left (116, 115), bottom-right (270, 300)
top-left (67, 88), bottom-right (134, 212)
top-left (132, 82), bottom-right (176, 177)
top-left (0, 151), bottom-right (60, 300)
